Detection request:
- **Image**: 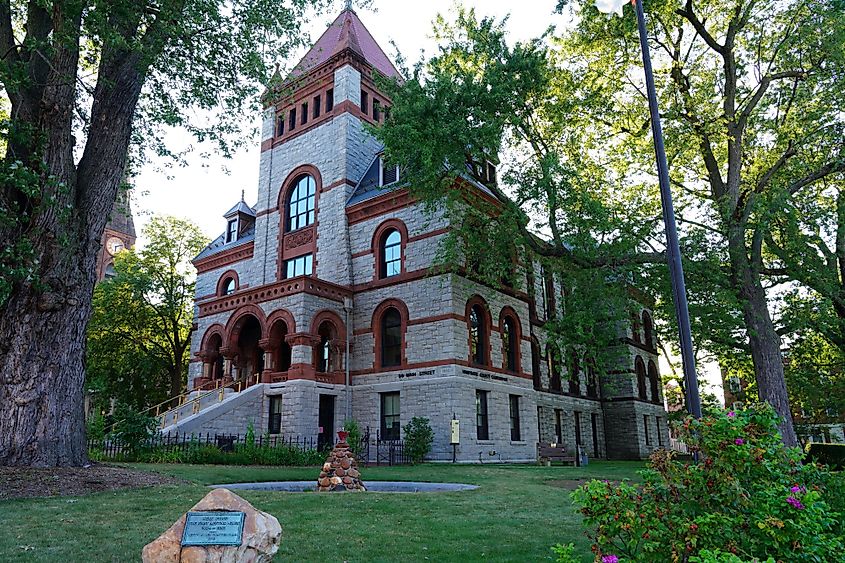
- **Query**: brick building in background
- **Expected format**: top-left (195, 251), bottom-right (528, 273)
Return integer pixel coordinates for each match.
top-left (96, 189), bottom-right (136, 281)
top-left (173, 8), bottom-right (668, 461)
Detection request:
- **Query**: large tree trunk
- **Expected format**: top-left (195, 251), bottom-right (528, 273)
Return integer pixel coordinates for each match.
top-left (0, 5), bottom-right (149, 466)
top-left (728, 229), bottom-right (798, 446)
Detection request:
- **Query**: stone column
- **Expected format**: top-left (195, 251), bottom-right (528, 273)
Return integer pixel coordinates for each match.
top-left (259, 338), bottom-right (273, 383)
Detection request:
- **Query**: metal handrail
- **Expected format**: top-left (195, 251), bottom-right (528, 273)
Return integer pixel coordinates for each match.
top-left (156, 373), bottom-right (261, 429)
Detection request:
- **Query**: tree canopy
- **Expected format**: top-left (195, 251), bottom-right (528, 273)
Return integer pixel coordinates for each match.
top-left (86, 215), bottom-right (207, 412)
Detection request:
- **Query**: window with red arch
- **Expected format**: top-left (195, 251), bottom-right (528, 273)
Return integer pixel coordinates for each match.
top-left (499, 309), bottom-right (521, 374)
top-left (217, 271), bottom-right (239, 296)
top-left (467, 299), bottom-right (490, 366)
top-left (286, 174), bottom-right (316, 232)
top-left (373, 220), bottom-right (407, 280)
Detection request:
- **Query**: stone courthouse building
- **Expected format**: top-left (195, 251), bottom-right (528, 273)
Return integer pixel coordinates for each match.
top-left (178, 8), bottom-right (669, 461)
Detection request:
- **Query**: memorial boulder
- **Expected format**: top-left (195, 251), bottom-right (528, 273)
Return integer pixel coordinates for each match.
top-left (142, 487), bottom-right (281, 563)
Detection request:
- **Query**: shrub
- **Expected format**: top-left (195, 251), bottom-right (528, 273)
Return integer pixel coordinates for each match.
top-left (571, 404), bottom-right (844, 562)
top-left (86, 411), bottom-right (106, 442)
top-left (343, 419), bottom-right (364, 456)
top-left (805, 442), bottom-right (845, 471)
top-left (110, 403), bottom-right (157, 460)
top-left (403, 416), bottom-right (434, 464)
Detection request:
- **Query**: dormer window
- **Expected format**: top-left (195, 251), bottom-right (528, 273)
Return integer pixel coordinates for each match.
top-left (484, 161), bottom-right (497, 184)
top-left (226, 219), bottom-right (237, 243)
top-left (380, 158), bottom-right (399, 186)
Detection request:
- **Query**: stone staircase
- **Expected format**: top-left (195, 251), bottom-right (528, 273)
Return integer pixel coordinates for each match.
top-left (158, 382), bottom-right (266, 436)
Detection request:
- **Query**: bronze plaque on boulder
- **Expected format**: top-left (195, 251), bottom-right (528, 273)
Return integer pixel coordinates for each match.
top-left (181, 512), bottom-right (245, 546)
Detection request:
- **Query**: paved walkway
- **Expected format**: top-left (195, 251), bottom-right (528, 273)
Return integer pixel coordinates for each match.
top-left (211, 481), bottom-right (479, 493)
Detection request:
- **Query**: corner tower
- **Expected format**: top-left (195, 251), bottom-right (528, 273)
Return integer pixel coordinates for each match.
top-left (251, 8), bottom-right (400, 288)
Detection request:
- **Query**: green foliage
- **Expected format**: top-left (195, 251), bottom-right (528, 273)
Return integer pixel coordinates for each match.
top-left (85, 411), bottom-right (107, 442)
top-left (85, 215), bottom-right (209, 411)
top-left (343, 419), bottom-right (364, 456)
top-left (111, 403), bottom-right (157, 458)
top-left (402, 416), bottom-right (434, 464)
top-left (132, 439), bottom-right (326, 466)
top-left (571, 404), bottom-right (844, 561)
top-left (550, 543), bottom-right (578, 563)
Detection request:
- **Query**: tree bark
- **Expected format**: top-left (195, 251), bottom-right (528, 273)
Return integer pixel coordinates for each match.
top-left (0, 3), bottom-right (151, 467)
top-left (728, 228), bottom-right (798, 446)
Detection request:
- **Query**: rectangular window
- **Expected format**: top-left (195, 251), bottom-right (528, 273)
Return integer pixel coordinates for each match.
top-left (381, 159), bottom-right (399, 185)
top-left (300, 102), bottom-right (308, 125)
top-left (289, 107), bottom-right (296, 131)
top-left (276, 114), bottom-right (284, 137)
top-left (325, 88), bottom-right (334, 112)
top-left (656, 417), bottom-right (663, 446)
top-left (268, 396), bottom-right (282, 434)
top-left (360, 90), bottom-right (368, 115)
top-left (554, 408), bottom-right (563, 444)
top-left (313, 95), bottom-right (321, 119)
top-left (476, 390), bottom-right (489, 440)
top-left (284, 254), bottom-right (313, 278)
top-left (380, 392), bottom-right (400, 440)
top-left (574, 411), bottom-right (582, 446)
top-left (373, 99), bottom-right (381, 121)
top-left (643, 415), bottom-right (651, 445)
top-left (226, 219), bottom-right (237, 243)
top-left (509, 395), bottom-right (521, 441)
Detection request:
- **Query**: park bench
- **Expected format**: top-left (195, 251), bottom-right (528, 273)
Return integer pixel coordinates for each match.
top-left (537, 442), bottom-right (579, 466)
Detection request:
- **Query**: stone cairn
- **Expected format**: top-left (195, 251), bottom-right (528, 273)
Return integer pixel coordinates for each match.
top-left (316, 431), bottom-right (366, 492)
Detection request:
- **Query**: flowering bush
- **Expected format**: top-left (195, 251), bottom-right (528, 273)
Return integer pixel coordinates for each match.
top-left (571, 404), bottom-right (843, 562)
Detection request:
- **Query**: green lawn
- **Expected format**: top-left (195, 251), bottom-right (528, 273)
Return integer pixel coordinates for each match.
top-left (0, 461), bottom-right (645, 562)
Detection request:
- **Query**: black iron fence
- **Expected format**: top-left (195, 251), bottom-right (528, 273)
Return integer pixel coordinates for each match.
top-left (88, 427), bottom-right (410, 465)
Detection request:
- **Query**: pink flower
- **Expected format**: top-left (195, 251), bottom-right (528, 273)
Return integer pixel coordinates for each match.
top-left (727, 411), bottom-right (736, 417)
top-left (786, 496), bottom-right (804, 510)
top-left (790, 485), bottom-right (805, 494)
top-left (735, 438), bottom-right (744, 445)
top-left (602, 556), bottom-right (620, 563)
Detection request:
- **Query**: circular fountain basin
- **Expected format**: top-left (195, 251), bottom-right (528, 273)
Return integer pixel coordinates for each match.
top-left (211, 481), bottom-right (478, 493)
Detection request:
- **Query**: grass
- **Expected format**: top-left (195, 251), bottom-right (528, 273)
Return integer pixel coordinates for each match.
top-left (0, 461), bottom-right (645, 562)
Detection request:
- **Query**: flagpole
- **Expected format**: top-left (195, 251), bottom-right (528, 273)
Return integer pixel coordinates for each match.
top-left (633, 0), bottom-right (702, 419)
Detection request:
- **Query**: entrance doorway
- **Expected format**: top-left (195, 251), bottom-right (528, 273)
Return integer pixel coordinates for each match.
top-left (318, 394), bottom-right (336, 450)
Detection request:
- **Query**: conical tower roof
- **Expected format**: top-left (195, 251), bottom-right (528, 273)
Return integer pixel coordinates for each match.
top-left (289, 9), bottom-right (401, 81)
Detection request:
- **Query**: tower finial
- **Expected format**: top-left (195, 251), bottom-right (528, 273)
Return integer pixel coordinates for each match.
top-left (241, 189), bottom-right (245, 202)
top-left (345, 0), bottom-right (352, 11)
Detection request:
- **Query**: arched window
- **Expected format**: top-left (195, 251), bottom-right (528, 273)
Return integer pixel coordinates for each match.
top-left (381, 307), bottom-right (402, 367)
top-left (380, 229), bottom-right (402, 278)
top-left (316, 321), bottom-right (335, 373)
top-left (642, 311), bottom-right (654, 348)
top-left (635, 356), bottom-right (647, 400)
top-left (547, 344), bottom-right (562, 392)
top-left (502, 317), bottom-right (517, 372)
top-left (104, 263), bottom-right (117, 279)
top-left (631, 312), bottom-right (642, 343)
top-left (469, 304), bottom-right (487, 365)
top-left (531, 338), bottom-right (542, 390)
top-left (223, 278), bottom-right (236, 296)
top-left (286, 175), bottom-right (316, 232)
top-left (648, 360), bottom-right (660, 403)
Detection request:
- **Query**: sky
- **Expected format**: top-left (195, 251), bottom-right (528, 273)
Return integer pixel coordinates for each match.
top-left (131, 0), bottom-right (724, 401)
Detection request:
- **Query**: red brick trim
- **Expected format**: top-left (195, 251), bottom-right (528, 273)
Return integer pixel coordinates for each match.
top-left (351, 226), bottom-right (449, 260)
top-left (309, 309), bottom-right (347, 341)
top-left (346, 188), bottom-right (414, 225)
top-left (215, 270), bottom-right (240, 296)
top-left (354, 312), bottom-right (465, 336)
top-left (224, 304), bottom-right (267, 349)
top-left (466, 295), bottom-right (492, 368)
top-left (197, 276), bottom-right (352, 317)
top-left (310, 309), bottom-right (347, 374)
top-left (266, 308), bottom-right (296, 335)
top-left (371, 219), bottom-right (408, 281)
top-left (198, 324), bottom-right (226, 359)
top-left (498, 306), bottom-right (523, 376)
top-left (194, 242), bottom-right (254, 274)
top-left (350, 358), bottom-right (533, 379)
top-left (371, 298), bottom-right (409, 370)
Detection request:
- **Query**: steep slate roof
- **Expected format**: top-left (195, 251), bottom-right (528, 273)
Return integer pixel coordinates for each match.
top-left (289, 9), bottom-right (401, 81)
top-left (223, 200), bottom-right (256, 218)
top-left (194, 226), bottom-right (256, 261)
